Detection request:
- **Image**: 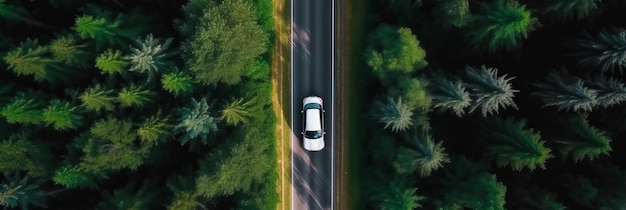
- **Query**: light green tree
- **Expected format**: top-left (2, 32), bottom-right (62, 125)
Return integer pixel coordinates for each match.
top-left (95, 49), bottom-right (128, 75)
top-left (220, 98), bottom-right (256, 126)
top-left (117, 84), bottom-right (156, 108)
top-left (174, 98), bottom-right (218, 145)
top-left (180, 0), bottom-right (268, 85)
top-left (365, 25), bottom-right (427, 76)
top-left (137, 113), bottom-right (173, 145)
top-left (0, 175), bottom-right (46, 209)
top-left (463, 65), bottom-right (519, 116)
top-left (3, 39), bottom-right (67, 83)
top-left (370, 175), bottom-right (424, 210)
top-left (393, 132), bottom-right (450, 177)
top-left (482, 117), bottom-right (553, 171)
top-left (391, 77), bottom-right (432, 111)
top-left (52, 165), bottom-right (103, 189)
top-left (373, 97), bottom-right (414, 133)
top-left (532, 70), bottom-right (597, 111)
top-left (72, 15), bottom-right (137, 49)
top-left (49, 35), bottom-right (89, 67)
top-left (79, 84), bottom-right (117, 112)
top-left (467, 0), bottom-right (539, 52)
top-left (42, 99), bottom-right (83, 130)
top-left (161, 70), bottom-right (195, 97)
top-left (1, 92), bottom-right (45, 125)
top-left (125, 34), bottom-right (175, 81)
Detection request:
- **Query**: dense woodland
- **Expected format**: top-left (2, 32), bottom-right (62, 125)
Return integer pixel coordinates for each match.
top-left (360, 0), bottom-right (626, 209)
top-left (0, 0), bottom-right (278, 209)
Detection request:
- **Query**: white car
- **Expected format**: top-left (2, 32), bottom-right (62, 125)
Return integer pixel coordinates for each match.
top-left (301, 96), bottom-right (325, 151)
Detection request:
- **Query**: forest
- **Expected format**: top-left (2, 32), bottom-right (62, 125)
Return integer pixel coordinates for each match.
top-left (0, 0), bottom-right (279, 209)
top-left (357, 0), bottom-right (626, 209)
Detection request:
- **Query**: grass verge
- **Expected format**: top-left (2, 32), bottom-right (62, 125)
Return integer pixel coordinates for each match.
top-left (270, 0), bottom-right (292, 209)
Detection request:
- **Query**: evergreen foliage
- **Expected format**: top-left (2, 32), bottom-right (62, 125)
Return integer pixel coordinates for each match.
top-left (166, 174), bottom-right (203, 210)
top-left (161, 70), bottom-right (195, 97)
top-left (173, 98), bottom-right (218, 146)
top-left (392, 77), bottom-right (432, 110)
top-left (552, 114), bottom-right (611, 162)
top-left (72, 15), bottom-right (137, 49)
top-left (49, 35), bottom-right (89, 67)
top-left (52, 165), bottom-right (102, 189)
top-left (137, 113), bottom-right (173, 145)
top-left (463, 65), bottom-right (519, 116)
top-left (0, 133), bottom-right (53, 177)
top-left (79, 117), bottom-right (148, 172)
top-left (435, 0), bottom-right (470, 28)
top-left (79, 84), bottom-right (117, 112)
top-left (373, 97), bottom-right (414, 133)
top-left (0, 175), bottom-right (46, 209)
top-left (95, 180), bottom-right (160, 210)
top-left (42, 99), bottom-right (83, 130)
top-left (428, 73), bottom-right (472, 116)
top-left (180, 0), bottom-right (268, 85)
top-left (481, 117), bottom-right (553, 171)
top-left (584, 74), bottom-right (626, 108)
top-left (117, 84), bottom-right (156, 108)
top-left (3, 39), bottom-right (65, 82)
top-left (569, 27), bottom-right (626, 73)
top-left (95, 49), bottom-right (128, 75)
top-left (125, 34), bottom-right (175, 81)
top-left (365, 24), bottom-right (427, 75)
top-left (393, 132), bottom-right (450, 177)
top-left (370, 175), bottom-right (424, 210)
top-left (1, 93), bottom-right (45, 125)
top-left (532, 70), bottom-right (598, 111)
top-left (220, 97), bottom-right (256, 126)
top-left (467, 0), bottom-right (538, 52)
top-left (539, 0), bottom-right (600, 21)
top-left (437, 157), bottom-right (507, 210)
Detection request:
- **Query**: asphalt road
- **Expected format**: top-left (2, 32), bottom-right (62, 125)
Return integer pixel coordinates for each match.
top-left (291, 0), bottom-right (335, 209)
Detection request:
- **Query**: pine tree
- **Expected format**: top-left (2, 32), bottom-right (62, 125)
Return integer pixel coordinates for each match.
top-left (539, 0), bottom-right (600, 21)
top-left (173, 98), bottom-right (218, 145)
top-left (79, 84), bottom-right (117, 112)
top-left (52, 165), bottom-right (103, 189)
top-left (49, 35), bottom-right (89, 67)
top-left (42, 99), bottom-right (83, 131)
top-left (0, 133), bottom-right (54, 177)
top-left (463, 65), bottom-right (519, 116)
top-left (166, 173), bottom-right (204, 210)
top-left (137, 113), bottom-right (173, 145)
top-left (370, 175), bottom-right (424, 210)
top-left (372, 97), bottom-right (414, 133)
top-left (467, 0), bottom-right (538, 52)
top-left (0, 175), bottom-right (46, 209)
top-left (3, 39), bottom-right (66, 83)
top-left (438, 156), bottom-right (507, 210)
top-left (481, 117), bottom-right (552, 171)
top-left (583, 74), bottom-right (626, 108)
top-left (95, 49), bottom-right (129, 75)
top-left (95, 180), bottom-right (160, 210)
top-left (72, 15), bottom-right (136, 49)
top-left (552, 113), bottom-right (611, 162)
top-left (393, 132), bottom-right (450, 177)
top-left (125, 34), bottom-right (175, 81)
top-left (161, 69), bottom-right (195, 97)
top-left (569, 27), bottom-right (626, 73)
top-left (220, 98), bottom-right (256, 126)
top-left (532, 70), bottom-right (597, 112)
top-left (117, 84), bottom-right (156, 108)
top-left (428, 73), bottom-right (472, 116)
top-left (1, 92), bottom-right (45, 125)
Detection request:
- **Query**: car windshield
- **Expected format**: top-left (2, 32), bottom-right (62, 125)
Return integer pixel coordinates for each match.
top-left (304, 130), bottom-right (322, 139)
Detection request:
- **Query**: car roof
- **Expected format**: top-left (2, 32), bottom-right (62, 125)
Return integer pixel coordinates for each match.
top-left (305, 109), bottom-right (322, 131)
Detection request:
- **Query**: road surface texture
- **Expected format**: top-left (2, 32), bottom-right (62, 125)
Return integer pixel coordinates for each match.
top-left (291, 0), bottom-right (335, 209)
